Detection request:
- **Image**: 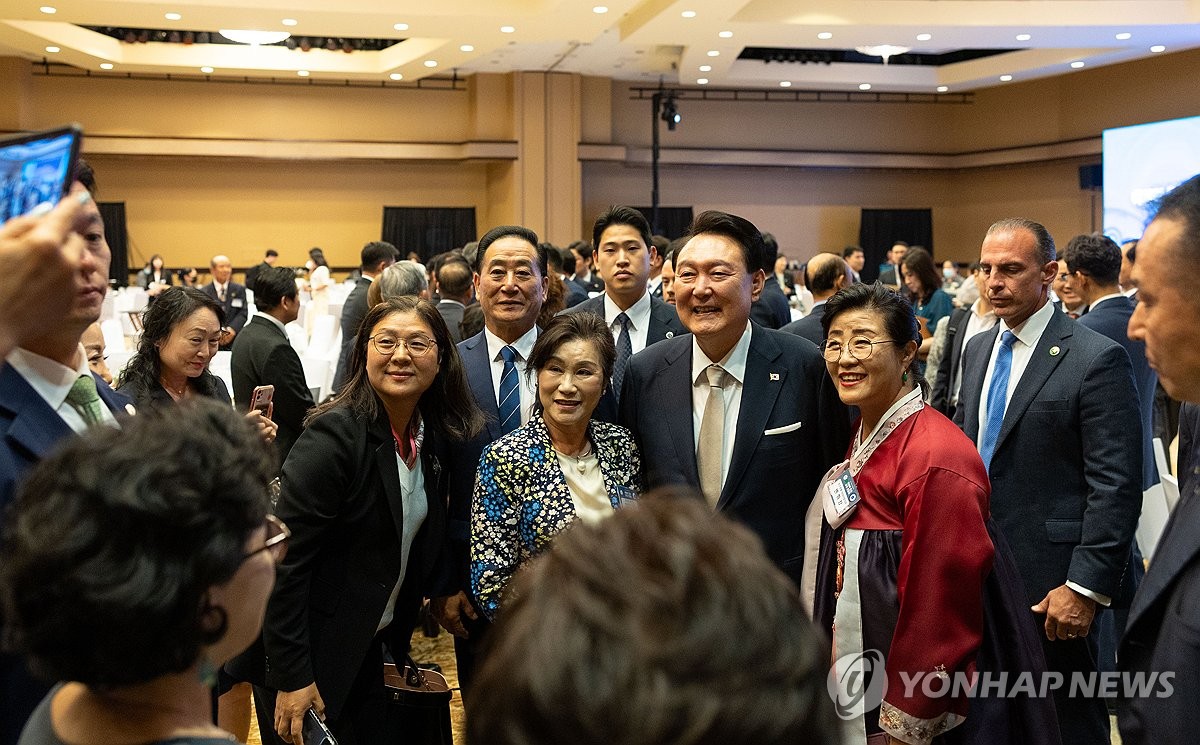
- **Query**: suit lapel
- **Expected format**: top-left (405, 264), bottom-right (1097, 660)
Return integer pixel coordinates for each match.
top-left (721, 330), bottom-right (785, 509)
top-left (995, 312), bottom-right (1071, 451)
top-left (653, 342), bottom-right (699, 483)
top-left (959, 324), bottom-right (1000, 440)
top-left (371, 413), bottom-right (409, 550)
top-left (0, 365), bottom-right (74, 461)
top-left (462, 332), bottom-right (501, 440)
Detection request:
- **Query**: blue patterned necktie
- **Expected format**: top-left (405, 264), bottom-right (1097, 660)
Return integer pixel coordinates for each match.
top-left (979, 330), bottom-right (1017, 471)
top-left (612, 312), bottom-right (632, 401)
top-left (498, 345), bottom-right (521, 435)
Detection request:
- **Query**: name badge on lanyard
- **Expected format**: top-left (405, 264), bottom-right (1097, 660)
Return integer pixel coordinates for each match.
top-left (822, 460), bottom-right (861, 529)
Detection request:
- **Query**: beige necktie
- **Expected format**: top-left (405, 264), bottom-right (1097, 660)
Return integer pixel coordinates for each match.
top-left (697, 364), bottom-right (729, 508)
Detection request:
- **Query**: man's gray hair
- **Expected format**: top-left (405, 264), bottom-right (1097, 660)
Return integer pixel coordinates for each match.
top-left (377, 260), bottom-right (429, 301)
top-left (986, 218), bottom-right (1057, 264)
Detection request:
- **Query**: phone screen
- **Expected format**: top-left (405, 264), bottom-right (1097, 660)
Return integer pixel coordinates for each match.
top-left (0, 126), bottom-right (82, 224)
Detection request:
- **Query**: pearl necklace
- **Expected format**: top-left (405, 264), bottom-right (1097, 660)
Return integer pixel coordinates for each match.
top-left (556, 444), bottom-right (595, 474)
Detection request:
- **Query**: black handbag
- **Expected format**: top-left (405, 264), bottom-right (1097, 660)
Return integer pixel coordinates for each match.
top-left (383, 656), bottom-right (454, 745)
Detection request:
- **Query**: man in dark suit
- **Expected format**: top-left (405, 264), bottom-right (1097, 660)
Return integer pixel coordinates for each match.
top-left (243, 248), bottom-right (277, 294)
top-left (1120, 173), bottom-right (1200, 745)
top-left (954, 218), bottom-right (1141, 745)
top-left (619, 210), bottom-right (848, 588)
top-left (781, 252), bottom-right (851, 345)
top-left (230, 266), bottom-right (315, 464)
top-left (569, 240), bottom-right (605, 295)
top-left (550, 246), bottom-right (588, 308)
top-left (878, 241), bottom-right (907, 287)
top-left (435, 257), bottom-right (474, 344)
top-left (750, 233), bottom-right (792, 329)
top-left (1, 161), bottom-right (133, 745)
top-left (648, 234), bottom-right (669, 299)
top-left (843, 245), bottom-right (865, 283)
top-left (930, 263), bottom-right (996, 419)
top-left (430, 225), bottom-right (547, 697)
top-left (564, 206), bottom-right (685, 421)
top-left (332, 241), bottom-right (398, 392)
top-left (201, 254), bottom-right (249, 350)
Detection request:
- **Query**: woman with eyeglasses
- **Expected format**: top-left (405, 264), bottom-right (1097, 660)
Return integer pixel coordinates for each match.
top-left (807, 282), bottom-right (1057, 745)
top-left (0, 400), bottom-right (283, 745)
top-left (240, 297), bottom-right (484, 745)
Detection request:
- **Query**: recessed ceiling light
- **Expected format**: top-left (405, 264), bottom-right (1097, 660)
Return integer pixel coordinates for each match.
top-left (1016, 33), bottom-right (1031, 41)
top-left (44, 46), bottom-right (59, 53)
top-left (297, 70), bottom-right (310, 77)
top-left (394, 23), bottom-right (409, 31)
top-left (699, 65), bottom-right (712, 72)
top-left (39, 6), bottom-right (55, 13)
top-left (1150, 45), bottom-right (1166, 53)
top-left (424, 60), bottom-right (438, 67)
top-left (201, 66), bottom-right (214, 74)
top-left (707, 50), bottom-right (719, 57)
top-left (1070, 61), bottom-right (1085, 69)
top-left (681, 10), bottom-right (697, 18)
top-left (817, 32), bottom-right (833, 40)
top-left (592, 5), bottom-right (608, 13)
top-left (718, 30), bottom-right (733, 38)
top-left (916, 33), bottom-right (932, 41)
top-left (164, 12), bottom-right (181, 21)
top-left (697, 78), bottom-right (709, 84)
top-left (1000, 74), bottom-right (1013, 81)
top-left (390, 73), bottom-right (403, 80)
top-left (219, 29), bottom-right (291, 45)
top-left (100, 62), bottom-right (114, 69)
top-left (460, 44), bottom-right (474, 52)
top-left (500, 25), bottom-right (515, 33)
top-left (282, 18), bottom-right (298, 27)
top-left (780, 81), bottom-right (791, 87)
top-left (936, 85), bottom-right (948, 93)
top-left (859, 83), bottom-right (872, 90)
top-left (1115, 32), bottom-right (1132, 40)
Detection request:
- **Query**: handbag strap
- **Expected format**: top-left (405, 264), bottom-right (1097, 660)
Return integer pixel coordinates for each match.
top-left (404, 654), bottom-right (427, 689)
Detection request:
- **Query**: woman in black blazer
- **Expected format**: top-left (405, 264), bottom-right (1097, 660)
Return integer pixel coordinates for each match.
top-left (137, 253), bottom-right (173, 298)
top-left (261, 297), bottom-right (484, 744)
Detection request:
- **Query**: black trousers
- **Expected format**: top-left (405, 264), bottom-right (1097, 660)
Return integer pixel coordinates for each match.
top-left (1040, 630), bottom-right (1110, 745)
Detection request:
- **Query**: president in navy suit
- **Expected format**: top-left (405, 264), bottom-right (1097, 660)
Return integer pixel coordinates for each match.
top-left (619, 211), bottom-right (848, 587)
top-left (1, 163), bottom-right (133, 745)
top-left (563, 206), bottom-right (685, 422)
top-left (1119, 173), bottom-right (1200, 745)
top-left (430, 225), bottom-right (547, 697)
top-left (955, 218), bottom-right (1141, 745)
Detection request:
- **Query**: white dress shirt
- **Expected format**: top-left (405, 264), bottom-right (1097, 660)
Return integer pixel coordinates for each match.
top-left (484, 325), bottom-right (539, 426)
top-left (691, 323), bottom-right (753, 492)
top-left (377, 447), bottom-right (428, 632)
top-left (7, 346), bottom-right (119, 433)
top-left (603, 291), bottom-right (652, 354)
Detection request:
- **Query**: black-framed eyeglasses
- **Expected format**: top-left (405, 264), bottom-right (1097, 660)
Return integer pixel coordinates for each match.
top-left (244, 514), bottom-right (290, 565)
top-left (369, 333), bottom-right (437, 357)
top-left (822, 336), bottom-right (901, 362)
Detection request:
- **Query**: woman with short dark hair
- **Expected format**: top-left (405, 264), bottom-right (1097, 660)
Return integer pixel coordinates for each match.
top-left (471, 312), bottom-right (641, 620)
top-left (0, 401), bottom-right (282, 745)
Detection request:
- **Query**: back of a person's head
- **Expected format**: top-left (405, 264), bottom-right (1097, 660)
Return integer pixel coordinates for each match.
top-left (437, 258), bottom-right (473, 299)
top-left (467, 491), bottom-right (838, 745)
top-left (0, 400), bottom-right (274, 689)
top-left (253, 265), bottom-right (299, 311)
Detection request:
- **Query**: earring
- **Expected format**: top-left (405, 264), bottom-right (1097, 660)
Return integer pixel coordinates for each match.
top-left (902, 371), bottom-right (908, 383)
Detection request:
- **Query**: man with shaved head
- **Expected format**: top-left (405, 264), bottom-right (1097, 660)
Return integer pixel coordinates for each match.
top-left (780, 253), bottom-right (851, 346)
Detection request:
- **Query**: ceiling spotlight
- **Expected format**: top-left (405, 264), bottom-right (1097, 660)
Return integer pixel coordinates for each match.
top-left (200, 66), bottom-right (214, 74)
top-left (1115, 32), bottom-right (1132, 40)
top-left (165, 12), bottom-right (181, 21)
top-left (1071, 61), bottom-right (1085, 68)
top-left (916, 33), bottom-right (932, 41)
top-left (44, 46), bottom-right (59, 53)
top-left (697, 78), bottom-right (709, 85)
top-left (592, 5), bottom-right (608, 13)
top-left (39, 6), bottom-right (55, 13)
top-left (100, 62), bottom-right (114, 69)
top-left (681, 10), bottom-right (696, 18)
top-left (707, 50), bottom-right (719, 57)
top-left (282, 18), bottom-right (298, 27)
top-left (817, 32), bottom-right (833, 40)
top-left (500, 25), bottom-right (515, 33)
top-left (424, 60), bottom-right (438, 67)
top-left (1016, 33), bottom-right (1031, 41)
top-left (779, 81), bottom-right (791, 87)
top-left (297, 70), bottom-right (309, 77)
top-left (936, 85), bottom-right (948, 93)
top-left (390, 73), bottom-right (403, 80)
top-left (1000, 74), bottom-right (1013, 81)
top-left (219, 29), bottom-right (291, 45)
top-left (699, 65), bottom-right (711, 72)
top-left (660, 93), bottom-right (681, 130)
top-left (394, 23), bottom-right (409, 31)
top-left (460, 44), bottom-right (474, 52)
top-left (859, 83), bottom-right (872, 90)
top-left (718, 31), bottom-right (733, 38)
top-left (1150, 45), bottom-right (1166, 53)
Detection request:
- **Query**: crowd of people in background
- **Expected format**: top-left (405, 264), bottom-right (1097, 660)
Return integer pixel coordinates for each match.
top-left (2, 158), bottom-right (1200, 745)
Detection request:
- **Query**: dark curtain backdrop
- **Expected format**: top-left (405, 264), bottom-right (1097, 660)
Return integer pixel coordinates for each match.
top-left (858, 208), bottom-right (933, 283)
top-left (382, 207), bottom-right (477, 263)
top-left (634, 206), bottom-right (694, 240)
top-left (99, 201), bottom-right (129, 287)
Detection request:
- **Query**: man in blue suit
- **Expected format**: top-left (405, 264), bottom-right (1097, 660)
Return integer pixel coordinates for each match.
top-left (1120, 173), bottom-right (1200, 745)
top-left (955, 218), bottom-right (1142, 745)
top-left (619, 211), bottom-right (848, 588)
top-left (1, 161), bottom-right (133, 745)
top-left (430, 225), bottom-right (547, 697)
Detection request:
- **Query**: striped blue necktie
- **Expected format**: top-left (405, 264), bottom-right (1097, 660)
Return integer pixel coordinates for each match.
top-left (498, 345), bottom-right (521, 435)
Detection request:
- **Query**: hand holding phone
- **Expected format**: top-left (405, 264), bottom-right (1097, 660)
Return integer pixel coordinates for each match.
top-left (249, 384), bottom-right (275, 420)
top-left (303, 707), bottom-right (336, 745)
top-left (1, 125), bottom-right (82, 224)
